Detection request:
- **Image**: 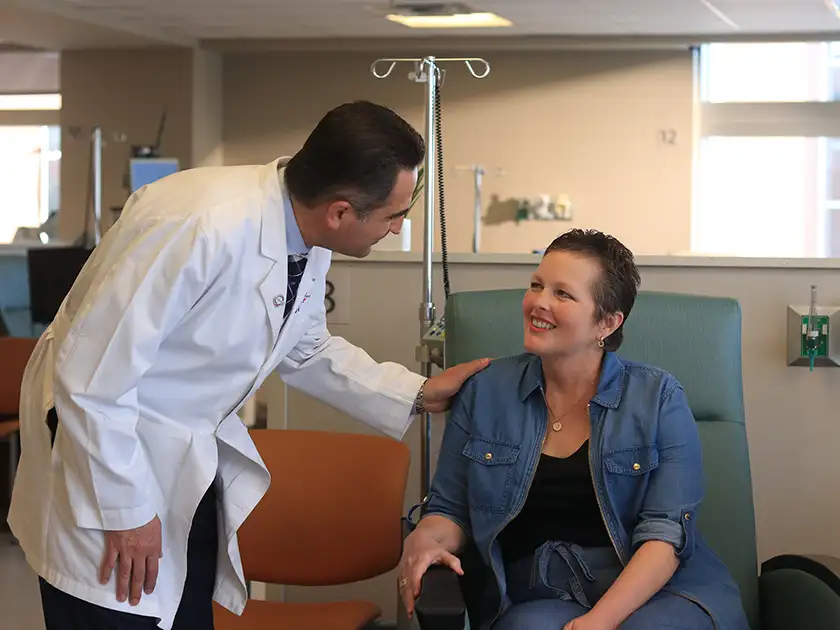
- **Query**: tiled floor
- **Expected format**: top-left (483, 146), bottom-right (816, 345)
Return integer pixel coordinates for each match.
top-left (0, 534), bottom-right (44, 629)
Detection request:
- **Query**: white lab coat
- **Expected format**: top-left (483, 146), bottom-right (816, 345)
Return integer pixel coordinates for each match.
top-left (8, 158), bottom-right (425, 629)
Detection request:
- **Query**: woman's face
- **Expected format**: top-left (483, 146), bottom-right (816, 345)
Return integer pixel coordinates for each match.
top-left (522, 250), bottom-right (623, 358)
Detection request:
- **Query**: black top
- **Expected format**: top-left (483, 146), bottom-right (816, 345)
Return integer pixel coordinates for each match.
top-left (498, 442), bottom-right (613, 562)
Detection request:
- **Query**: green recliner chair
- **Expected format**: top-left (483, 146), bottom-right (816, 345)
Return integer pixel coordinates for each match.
top-left (413, 289), bottom-right (840, 630)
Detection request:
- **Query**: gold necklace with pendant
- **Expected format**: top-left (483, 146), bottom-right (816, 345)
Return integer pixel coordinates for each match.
top-left (542, 385), bottom-right (594, 432)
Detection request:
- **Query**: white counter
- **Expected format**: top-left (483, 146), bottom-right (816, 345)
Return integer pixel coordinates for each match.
top-left (5, 242), bottom-right (840, 269)
top-left (334, 250), bottom-right (840, 269)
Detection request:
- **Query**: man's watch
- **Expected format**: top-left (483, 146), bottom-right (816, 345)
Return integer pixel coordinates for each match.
top-left (411, 380), bottom-right (428, 415)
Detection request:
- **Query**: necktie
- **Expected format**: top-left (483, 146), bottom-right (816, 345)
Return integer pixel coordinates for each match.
top-left (285, 254), bottom-right (308, 319)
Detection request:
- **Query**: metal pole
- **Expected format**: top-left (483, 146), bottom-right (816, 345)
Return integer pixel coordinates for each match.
top-left (419, 56), bottom-right (437, 498)
top-left (473, 166), bottom-right (484, 254)
top-left (369, 54), bottom-right (490, 501)
top-left (92, 126), bottom-right (103, 245)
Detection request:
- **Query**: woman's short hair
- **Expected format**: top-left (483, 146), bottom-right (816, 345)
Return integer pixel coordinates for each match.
top-left (544, 229), bottom-right (641, 351)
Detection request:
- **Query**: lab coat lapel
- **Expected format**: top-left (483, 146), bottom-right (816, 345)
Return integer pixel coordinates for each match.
top-left (260, 253), bottom-right (320, 375)
top-left (257, 159), bottom-right (290, 352)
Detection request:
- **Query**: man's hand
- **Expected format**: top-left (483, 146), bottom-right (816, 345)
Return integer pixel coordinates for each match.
top-left (99, 516), bottom-right (162, 606)
top-left (422, 358), bottom-right (490, 413)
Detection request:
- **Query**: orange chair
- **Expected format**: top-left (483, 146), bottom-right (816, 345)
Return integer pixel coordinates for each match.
top-left (213, 428), bottom-right (411, 630)
top-left (0, 337), bottom-right (38, 526)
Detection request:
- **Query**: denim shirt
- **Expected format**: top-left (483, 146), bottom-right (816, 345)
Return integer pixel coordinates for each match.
top-left (425, 352), bottom-right (748, 630)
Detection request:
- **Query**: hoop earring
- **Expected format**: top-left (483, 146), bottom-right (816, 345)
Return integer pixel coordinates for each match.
top-left (597, 338), bottom-right (605, 348)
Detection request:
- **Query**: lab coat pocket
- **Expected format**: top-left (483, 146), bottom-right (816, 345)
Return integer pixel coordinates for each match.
top-left (136, 419), bottom-right (193, 519)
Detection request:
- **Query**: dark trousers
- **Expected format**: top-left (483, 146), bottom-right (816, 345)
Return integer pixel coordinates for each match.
top-left (39, 410), bottom-right (219, 630)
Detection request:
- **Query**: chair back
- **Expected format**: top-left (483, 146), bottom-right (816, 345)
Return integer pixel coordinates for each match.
top-left (240, 429), bottom-right (410, 586)
top-left (0, 337), bottom-right (37, 417)
top-left (445, 289), bottom-right (760, 629)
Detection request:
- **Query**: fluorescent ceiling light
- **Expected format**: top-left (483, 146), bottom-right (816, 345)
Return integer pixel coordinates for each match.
top-left (386, 11), bottom-right (512, 28)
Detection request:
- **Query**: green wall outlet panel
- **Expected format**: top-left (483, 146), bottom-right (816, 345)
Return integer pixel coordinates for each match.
top-left (787, 306), bottom-right (840, 367)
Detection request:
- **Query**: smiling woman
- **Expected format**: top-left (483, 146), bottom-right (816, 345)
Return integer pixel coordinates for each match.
top-left (398, 228), bottom-right (750, 630)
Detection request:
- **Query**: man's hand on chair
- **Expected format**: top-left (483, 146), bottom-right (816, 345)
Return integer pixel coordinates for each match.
top-left (421, 358), bottom-right (491, 413)
top-left (99, 516), bottom-right (163, 606)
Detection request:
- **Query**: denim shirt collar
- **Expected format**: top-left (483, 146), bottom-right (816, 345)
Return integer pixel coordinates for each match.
top-left (517, 352), bottom-right (625, 409)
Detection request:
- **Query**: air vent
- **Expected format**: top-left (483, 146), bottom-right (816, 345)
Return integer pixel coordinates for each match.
top-left (389, 2), bottom-right (476, 17)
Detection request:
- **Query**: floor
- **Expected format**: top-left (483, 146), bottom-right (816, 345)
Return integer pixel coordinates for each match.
top-left (0, 534), bottom-right (44, 629)
top-left (0, 535), bottom-right (405, 630)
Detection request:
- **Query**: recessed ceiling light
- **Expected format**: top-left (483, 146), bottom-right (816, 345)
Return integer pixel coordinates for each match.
top-left (386, 11), bottom-right (512, 28)
top-left (382, 2), bottom-right (512, 29)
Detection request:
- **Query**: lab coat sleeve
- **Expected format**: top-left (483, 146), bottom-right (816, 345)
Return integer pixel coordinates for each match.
top-left (53, 217), bottom-right (224, 532)
top-left (276, 304), bottom-right (426, 441)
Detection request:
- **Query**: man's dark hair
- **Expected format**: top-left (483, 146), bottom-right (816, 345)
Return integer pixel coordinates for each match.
top-left (284, 101), bottom-right (425, 218)
top-left (544, 228), bottom-right (641, 351)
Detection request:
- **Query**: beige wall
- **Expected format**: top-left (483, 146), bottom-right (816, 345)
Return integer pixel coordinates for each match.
top-left (58, 48), bottom-right (195, 241)
top-left (57, 47), bottom-right (693, 250)
top-left (264, 256), bottom-right (840, 622)
top-left (223, 50), bottom-right (693, 256)
top-left (192, 49), bottom-right (224, 168)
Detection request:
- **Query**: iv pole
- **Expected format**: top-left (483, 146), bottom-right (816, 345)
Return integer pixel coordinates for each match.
top-left (455, 164), bottom-right (503, 253)
top-left (370, 56), bottom-right (490, 499)
top-left (68, 125), bottom-right (128, 247)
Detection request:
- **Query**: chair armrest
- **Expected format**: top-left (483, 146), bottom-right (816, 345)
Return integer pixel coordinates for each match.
top-left (415, 564), bottom-right (467, 630)
top-left (760, 554), bottom-right (840, 630)
top-left (401, 519), bottom-right (467, 630)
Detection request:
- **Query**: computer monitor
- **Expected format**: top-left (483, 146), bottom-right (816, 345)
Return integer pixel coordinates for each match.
top-left (27, 246), bottom-right (93, 325)
top-left (129, 158), bottom-right (180, 193)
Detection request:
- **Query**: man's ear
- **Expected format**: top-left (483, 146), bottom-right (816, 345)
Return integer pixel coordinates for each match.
top-left (324, 200), bottom-right (353, 230)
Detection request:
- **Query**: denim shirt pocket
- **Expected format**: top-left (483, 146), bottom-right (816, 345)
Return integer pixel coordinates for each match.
top-left (603, 444), bottom-right (660, 476)
top-left (462, 436), bottom-right (521, 513)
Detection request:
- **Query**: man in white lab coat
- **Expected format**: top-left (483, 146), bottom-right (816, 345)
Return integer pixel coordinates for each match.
top-left (8, 100), bottom-right (489, 630)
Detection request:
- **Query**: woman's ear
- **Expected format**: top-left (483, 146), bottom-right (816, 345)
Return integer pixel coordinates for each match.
top-left (600, 311), bottom-right (625, 340)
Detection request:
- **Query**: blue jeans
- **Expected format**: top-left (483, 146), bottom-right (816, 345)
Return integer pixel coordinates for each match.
top-left (493, 542), bottom-right (715, 630)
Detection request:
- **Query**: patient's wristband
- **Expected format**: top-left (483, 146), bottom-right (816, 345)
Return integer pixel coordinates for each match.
top-left (411, 380), bottom-right (427, 415)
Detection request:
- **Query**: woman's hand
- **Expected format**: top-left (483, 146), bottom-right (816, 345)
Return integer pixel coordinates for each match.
top-left (397, 528), bottom-right (464, 619)
top-left (562, 612), bottom-right (617, 630)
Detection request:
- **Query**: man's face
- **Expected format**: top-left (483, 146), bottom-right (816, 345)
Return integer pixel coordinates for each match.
top-left (327, 168), bottom-right (417, 258)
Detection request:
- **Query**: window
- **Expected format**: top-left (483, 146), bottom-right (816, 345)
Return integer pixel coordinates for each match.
top-left (0, 91), bottom-right (61, 244)
top-left (0, 93), bottom-right (62, 110)
top-left (0, 124), bottom-right (61, 243)
top-left (694, 43), bottom-right (840, 257)
top-left (701, 42), bottom-right (836, 103)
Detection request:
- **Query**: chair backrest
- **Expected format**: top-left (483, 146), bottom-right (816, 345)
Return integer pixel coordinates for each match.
top-left (240, 429), bottom-right (410, 587)
top-left (0, 337), bottom-right (37, 417)
top-left (445, 289), bottom-right (760, 629)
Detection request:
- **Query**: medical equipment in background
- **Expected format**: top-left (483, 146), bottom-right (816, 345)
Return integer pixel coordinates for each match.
top-left (786, 284), bottom-right (840, 369)
top-left (371, 55), bottom-right (490, 498)
top-left (66, 125), bottom-right (118, 247)
top-left (67, 108), bottom-right (176, 247)
top-left (125, 108), bottom-right (179, 194)
top-left (129, 158), bottom-right (180, 193)
top-left (515, 194), bottom-right (573, 222)
top-left (454, 164), bottom-right (503, 253)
